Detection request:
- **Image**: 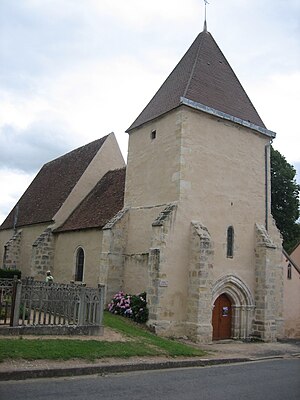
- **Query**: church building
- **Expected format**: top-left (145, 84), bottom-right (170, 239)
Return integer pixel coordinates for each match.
top-left (0, 25), bottom-right (293, 342)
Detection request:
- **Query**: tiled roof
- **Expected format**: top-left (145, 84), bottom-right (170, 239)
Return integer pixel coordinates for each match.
top-left (127, 30), bottom-right (265, 131)
top-left (55, 168), bottom-right (126, 232)
top-left (0, 136), bottom-right (108, 230)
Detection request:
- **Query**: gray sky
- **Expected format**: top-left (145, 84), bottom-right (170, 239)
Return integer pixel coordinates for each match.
top-left (0, 0), bottom-right (299, 224)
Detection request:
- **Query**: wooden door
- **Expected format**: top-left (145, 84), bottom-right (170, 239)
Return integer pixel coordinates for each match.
top-left (212, 294), bottom-right (232, 340)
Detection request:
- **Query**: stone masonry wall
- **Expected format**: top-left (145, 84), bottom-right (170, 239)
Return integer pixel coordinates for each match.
top-left (30, 228), bottom-right (54, 280)
top-left (186, 222), bottom-right (214, 343)
top-left (2, 230), bottom-right (22, 270)
top-left (100, 209), bottom-right (129, 304)
top-left (254, 223), bottom-right (283, 341)
top-left (147, 204), bottom-right (178, 334)
top-left (123, 253), bottom-right (149, 294)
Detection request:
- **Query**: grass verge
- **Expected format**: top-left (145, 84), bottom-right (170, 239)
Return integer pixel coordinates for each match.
top-left (0, 312), bottom-right (206, 361)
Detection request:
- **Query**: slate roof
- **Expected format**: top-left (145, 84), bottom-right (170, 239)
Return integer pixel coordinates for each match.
top-left (0, 136), bottom-right (108, 230)
top-left (127, 30), bottom-right (265, 132)
top-left (55, 168), bottom-right (126, 232)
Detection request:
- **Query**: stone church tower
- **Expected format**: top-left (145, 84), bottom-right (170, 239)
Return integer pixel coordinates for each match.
top-left (0, 24), bottom-right (284, 343)
top-left (105, 26), bottom-right (283, 343)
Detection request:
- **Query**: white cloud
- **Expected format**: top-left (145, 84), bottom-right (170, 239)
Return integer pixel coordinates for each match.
top-left (0, 0), bottom-right (299, 224)
top-left (90, 0), bottom-right (201, 28)
top-left (0, 169), bottom-right (34, 224)
top-left (0, 121), bottom-right (71, 172)
top-left (249, 72), bottom-right (300, 164)
top-left (0, 90), bottom-right (48, 129)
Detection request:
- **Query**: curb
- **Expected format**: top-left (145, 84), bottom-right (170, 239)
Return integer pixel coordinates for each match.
top-left (0, 358), bottom-right (251, 381)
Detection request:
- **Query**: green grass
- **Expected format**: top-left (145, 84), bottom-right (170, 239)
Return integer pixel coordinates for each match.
top-left (104, 312), bottom-right (205, 357)
top-left (0, 312), bottom-right (206, 362)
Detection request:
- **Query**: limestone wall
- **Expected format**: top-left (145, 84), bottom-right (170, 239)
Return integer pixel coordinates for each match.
top-left (0, 228), bottom-right (16, 268)
top-left (100, 209), bottom-right (129, 303)
top-left (125, 106), bottom-right (272, 300)
top-left (2, 230), bottom-right (22, 270)
top-left (126, 206), bottom-right (165, 254)
top-left (10, 223), bottom-right (51, 277)
top-left (125, 111), bottom-right (181, 207)
top-left (53, 229), bottom-right (103, 287)
top-left (180, 107), bottom-right (270, 291)
top-left (147, 204), bottom-right (190, 337)
top-left (31, 228), bottom-right (54, 280)
top-left (254, 223), bottom-right (283, 341)
top-left (123, 104), bottom-right (282, 341)
top-left (283, 254), bottom-right (300, 338)
top-left (186, 222), bottom-right (214, 342)
top-left (123, 253), bottom-right (149, 294)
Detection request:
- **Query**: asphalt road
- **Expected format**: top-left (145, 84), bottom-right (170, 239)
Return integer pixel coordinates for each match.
top-left (0, 359), bottom-right (299, 400)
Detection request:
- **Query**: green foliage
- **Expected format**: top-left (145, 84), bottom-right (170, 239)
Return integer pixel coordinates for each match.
top-left (271, 147), bottom-right (300, 253)
top-left (108, 291), bottom-right (149, 323)
top-left (130, 292), bottom-right (149, 323)
top-left (0, 269), bottom-right (21, 279)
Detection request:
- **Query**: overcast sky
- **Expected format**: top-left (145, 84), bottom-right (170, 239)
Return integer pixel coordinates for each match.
top-left (0, 0), bottom-right (299, 224)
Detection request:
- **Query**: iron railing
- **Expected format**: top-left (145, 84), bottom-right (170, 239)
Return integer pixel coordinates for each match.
top-left (0, 277), bottom-right (104, 332)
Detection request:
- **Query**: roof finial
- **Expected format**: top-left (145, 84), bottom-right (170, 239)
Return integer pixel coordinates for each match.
top-left (203, 0), bottom-right (209, 32)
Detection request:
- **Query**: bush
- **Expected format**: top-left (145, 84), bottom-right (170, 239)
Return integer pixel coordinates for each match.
top-left (108, 291), bottom-right (149, 324)
top-left (0, 269), bottom-right (21, 279)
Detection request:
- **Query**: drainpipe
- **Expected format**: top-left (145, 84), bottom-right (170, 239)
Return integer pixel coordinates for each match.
top-left (265, 140), bottom-right (273, 231)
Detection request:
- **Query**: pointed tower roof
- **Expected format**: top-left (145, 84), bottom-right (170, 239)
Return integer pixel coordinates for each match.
top-left (127, 30), bottom-right (271, 134)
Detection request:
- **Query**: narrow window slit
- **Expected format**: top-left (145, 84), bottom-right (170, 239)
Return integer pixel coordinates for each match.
top-left (227, 226), bottom-right (234, 258)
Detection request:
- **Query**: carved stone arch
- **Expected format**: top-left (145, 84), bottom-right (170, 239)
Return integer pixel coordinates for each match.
top-left (212, 274), bottom-right (255, 340)
top-left (212, 274), bottom-right (254, 306)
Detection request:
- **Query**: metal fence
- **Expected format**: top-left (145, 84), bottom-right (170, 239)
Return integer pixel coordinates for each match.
top-left (0, 277), bottom-right (18, 326)
top-left (0, 277), bottom-right (104, 335)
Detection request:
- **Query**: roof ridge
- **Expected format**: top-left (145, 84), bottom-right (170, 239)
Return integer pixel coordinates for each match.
top-left (44, 135), bottom-right (108, 167)
top-left (183, 32), bottom-right (205, 98)
top-left (208, 34), bottom-right (264, 126)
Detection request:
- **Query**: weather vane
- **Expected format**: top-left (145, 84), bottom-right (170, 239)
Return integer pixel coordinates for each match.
top-left (203, 0), bottom-right (209, 31)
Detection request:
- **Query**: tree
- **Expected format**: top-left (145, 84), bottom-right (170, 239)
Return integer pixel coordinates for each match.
top-left (270, 146), bottom-right (300, 253)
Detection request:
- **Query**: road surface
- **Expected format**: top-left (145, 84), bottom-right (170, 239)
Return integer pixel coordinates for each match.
top-left (0, 359), bottom-right (299, 400)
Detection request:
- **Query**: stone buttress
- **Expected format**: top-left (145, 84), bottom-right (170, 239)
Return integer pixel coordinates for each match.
top-left (254, 223), bottom-right (283, 341)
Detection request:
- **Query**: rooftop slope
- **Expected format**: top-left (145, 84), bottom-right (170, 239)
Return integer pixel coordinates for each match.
top-left (128, 30), bottom-right (265, 131)
top-left (0, 136), bottom-right (108, 230)
top-left (55, 168), bottom-right (126, 232)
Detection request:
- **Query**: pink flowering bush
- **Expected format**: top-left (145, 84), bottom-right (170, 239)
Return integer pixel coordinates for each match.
top-left (108, 291), bottom-right (149, 323)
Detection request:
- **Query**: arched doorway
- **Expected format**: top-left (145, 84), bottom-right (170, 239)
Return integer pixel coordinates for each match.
top-left (211, 274), bottom-right (255, 340)
top-left (212, 294), bottom-right (232, 340)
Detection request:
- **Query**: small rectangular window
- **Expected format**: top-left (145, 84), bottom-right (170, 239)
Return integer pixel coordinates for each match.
top-left (151, 130), bottom-right (156, 140)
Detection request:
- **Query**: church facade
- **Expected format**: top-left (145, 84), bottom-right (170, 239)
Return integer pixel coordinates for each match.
top-left (1, 27), bottom-right (294, 342)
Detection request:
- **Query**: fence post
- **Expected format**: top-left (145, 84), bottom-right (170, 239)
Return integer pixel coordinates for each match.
top-left (97, 284), bottom-right (105, 326)
top-left (78, 286), bottom-right (86, 325)
top-left (11, 279), bottom-right (22, 327)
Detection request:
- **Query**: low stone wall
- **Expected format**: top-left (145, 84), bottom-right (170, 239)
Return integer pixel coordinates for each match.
top-left (0, 324), bottom-right (103, 336)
